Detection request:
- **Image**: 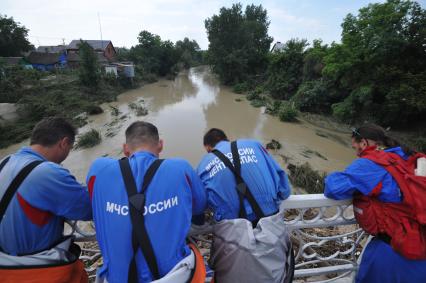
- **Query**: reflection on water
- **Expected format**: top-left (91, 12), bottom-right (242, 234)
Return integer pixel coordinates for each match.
top-left (0, 66), bottom-right (355, 183)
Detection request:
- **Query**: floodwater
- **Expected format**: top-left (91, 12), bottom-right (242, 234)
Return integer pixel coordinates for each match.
top-left (0, 66), bottom-right (355, 183)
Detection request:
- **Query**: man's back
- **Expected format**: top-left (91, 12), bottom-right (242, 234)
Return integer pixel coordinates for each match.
top-left (197, 139), bottom-right (291, 222)
top-left (88, 151), bottom-right (206, 283)
top-left (0, 147), bottom-right (91, 255)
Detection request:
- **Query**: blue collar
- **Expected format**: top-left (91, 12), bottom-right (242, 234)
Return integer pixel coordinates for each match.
top-left (18, 146), bottom-right (48, 161)
top-left (130, 150), bottom-right (157, 159)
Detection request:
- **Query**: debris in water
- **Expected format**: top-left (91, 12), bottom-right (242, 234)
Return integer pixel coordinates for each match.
top-left (75, 129), bottom-right (102, 149)
top-left (265, 139), bottom-right (282, 151)
top-left (287, 163), bottom-right (326, 194)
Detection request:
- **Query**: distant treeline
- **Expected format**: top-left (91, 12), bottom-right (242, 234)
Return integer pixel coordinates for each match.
top-left (205, 0), bottom-right (426, 128)
top-left (116, 32), bottom-right (206, 80)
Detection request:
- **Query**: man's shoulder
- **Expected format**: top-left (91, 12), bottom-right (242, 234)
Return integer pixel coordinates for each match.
top-left (32, 161), bottom-right (70, 177)
top-left (237, 139), bottom-right (262, 147)
top-left (88, 157), bottom-right (118, 175)
top-left (162, 158), bottom-right (192, 171)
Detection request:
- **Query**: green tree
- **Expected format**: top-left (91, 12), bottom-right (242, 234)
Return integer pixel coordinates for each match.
top-left (0, 15), bottom-right (34, 56)
top-left (129, 30), bottom-right (180, 76)
top-left (322, 0), bottom-right (426, 126)
top-left (78, 40), bottom-right (101, 88)
top-left (303, 39), bottom-right (328, 81)
top-left (266, 39), bottom-right (308, 100)
top-left (175, 37), bottom-right (201, 68)
top-left (205, 3), bottom-right (273, 85)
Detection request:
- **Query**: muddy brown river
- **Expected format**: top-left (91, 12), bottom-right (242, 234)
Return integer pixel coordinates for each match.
top-left (0, 66), bottom-right (355, 183)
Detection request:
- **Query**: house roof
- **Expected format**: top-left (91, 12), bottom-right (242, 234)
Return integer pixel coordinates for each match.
top-left (271, 42), bottom-right (285, 52)
top-left (26, 52), bottom-right (62, 65)
top-left (66, 52), bottom-right (108, 63)
top-left (36, 45), bottom-right (67, 53)
top-left (67, 40), bottom-right (113, 51)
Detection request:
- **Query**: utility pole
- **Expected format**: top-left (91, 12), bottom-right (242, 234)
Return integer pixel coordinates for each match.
top-left (98, 12), bottom-right (103, 49)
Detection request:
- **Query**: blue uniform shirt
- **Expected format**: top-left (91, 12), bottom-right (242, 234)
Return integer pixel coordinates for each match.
top-left (197, 139), bottom-right (291, 222)
top-left (325, 146), bottom-right (426, 283)
top-left (0, 147), bottom-right (92, 255)
top-left (87, 151), bottom-right (206, 283)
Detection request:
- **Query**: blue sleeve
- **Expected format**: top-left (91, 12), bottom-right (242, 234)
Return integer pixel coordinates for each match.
top-left (22, 163), bottom-right (92, 220)
top-left (257, 143), bottom-right (291, 200)
top-left (324, 158), bottom-right (386, 200)
top-left (185, 163), bottom-right (207, 224)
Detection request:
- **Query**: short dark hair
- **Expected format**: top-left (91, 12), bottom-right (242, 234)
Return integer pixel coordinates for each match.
top-left (125, 121), bottom-right (159, 147)
top-left (30, 117), bottom-right (77, 146)
top-left (203, 128), bottom-right (228, 147)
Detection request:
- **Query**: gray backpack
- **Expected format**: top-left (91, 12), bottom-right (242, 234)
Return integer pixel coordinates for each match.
top-left (210, 213), bottom-right (294, 283)
top-left (210, 141), bottom-right (294, 283)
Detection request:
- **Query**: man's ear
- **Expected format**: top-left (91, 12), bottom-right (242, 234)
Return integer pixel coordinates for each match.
top-left (157, 139), bottom-right (164, 154)
top-left (204, 145), bottom-right (213, 153)
top-left (123, 143), bottom-right (131, 157)
top-left (59, 137), bottom-right (71, 149)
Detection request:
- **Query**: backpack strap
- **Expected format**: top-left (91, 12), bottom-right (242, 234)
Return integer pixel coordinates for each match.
top-left (0, 156), bottom-right (10, 173)
top-left (119, 158), bottom-right (164, 282)
top-left (0, 159), bottom-right (43, 225)
top-left (212, 141), bottom-right (265, 220)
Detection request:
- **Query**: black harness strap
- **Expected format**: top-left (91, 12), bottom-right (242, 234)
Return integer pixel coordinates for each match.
top-left (0, 159), bottom-right (43, 225)
top-left (212, 141), bottom-right (265, 220)
top-left (119, 158), bottom-right (164, 283)
top-left (0, 156), bottom-right (10, 173)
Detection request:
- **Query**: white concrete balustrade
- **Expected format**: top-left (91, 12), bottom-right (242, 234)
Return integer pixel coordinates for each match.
top-left (68, 194), bottom-right (365, 282)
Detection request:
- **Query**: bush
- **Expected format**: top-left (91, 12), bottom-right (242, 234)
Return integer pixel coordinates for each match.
top-left (75, 129), bottom-right (101, 149)
top-left (250, 99), bottom-right (266, 108)
top-left (246, 91), bottom-right (260, 101)
top-left (278, 102), bottom-right (298, 122)
top-left (103, 72), bottom-right (118, 86)
top-left (265, 100), bottom-right (282, 116)
top-left (292, 79), bottom-right (332, 113)
top-left (232, 82), bottom-right (250, 94)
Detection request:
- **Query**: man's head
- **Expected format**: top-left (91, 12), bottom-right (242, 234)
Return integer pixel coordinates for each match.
top-left (123, 121), bottom-right (163, 157)
top-left (30, 117), bottom-right (77, 164)
top-left (203, 128), bottom-right (228, 152)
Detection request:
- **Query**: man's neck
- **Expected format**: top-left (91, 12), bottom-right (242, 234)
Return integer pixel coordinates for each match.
top-left (30, 144), bottom-right (55, 162)
top-left (129, 146), bottom-right (158, 157)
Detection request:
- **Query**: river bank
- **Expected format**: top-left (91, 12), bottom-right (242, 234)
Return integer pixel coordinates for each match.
top-left (0, 66), bottom-right (357, 185)
top-left (0, 72), bottom-right (145, 149)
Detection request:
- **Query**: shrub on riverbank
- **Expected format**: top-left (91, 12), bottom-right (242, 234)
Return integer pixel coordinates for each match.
top-left (75, 129), bottom-right (102, 149)
top-left (278, 102), bottom-right (298, 122)
top-left (0, 78), bottom-right (126, 149)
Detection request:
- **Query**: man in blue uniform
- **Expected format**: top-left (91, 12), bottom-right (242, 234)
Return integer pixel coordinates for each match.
top-left (87, 121), bottom-right (206, 283)
top-left (0, 117), bottom-right (92, 256)
top-left (325, 124), bottom-right (426, 283)
top-left (196, 128), bottom-right (291, 223)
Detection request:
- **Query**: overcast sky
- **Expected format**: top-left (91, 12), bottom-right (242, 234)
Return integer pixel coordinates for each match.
top-left (2, 0), bottom-right (425, 50)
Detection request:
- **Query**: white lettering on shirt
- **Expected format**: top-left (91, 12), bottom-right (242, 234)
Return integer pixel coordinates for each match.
top-left (207, 147), bottom-right (258, 178)
top-left (105, 196), bottom-right (179, 216)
